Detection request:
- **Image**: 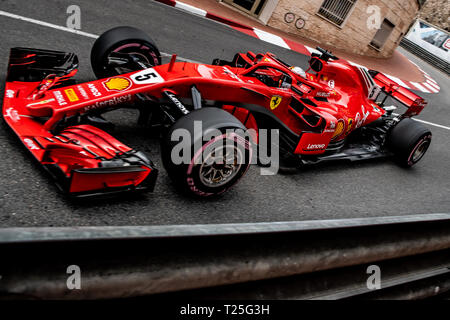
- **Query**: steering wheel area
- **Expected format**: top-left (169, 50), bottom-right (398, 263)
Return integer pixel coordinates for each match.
top-left (251, 67), bottom-right (292, 88)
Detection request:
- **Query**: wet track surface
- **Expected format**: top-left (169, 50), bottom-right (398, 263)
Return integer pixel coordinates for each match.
top-left (0, 0), bottom-right (449, 227)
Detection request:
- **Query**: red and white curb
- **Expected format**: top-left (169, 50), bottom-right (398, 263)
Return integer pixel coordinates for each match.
top-left (154, 0), bottom-right (440, 94)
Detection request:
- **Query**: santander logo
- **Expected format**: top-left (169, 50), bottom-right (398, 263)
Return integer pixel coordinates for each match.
top-left (23, 138), bottom-right (40, 150)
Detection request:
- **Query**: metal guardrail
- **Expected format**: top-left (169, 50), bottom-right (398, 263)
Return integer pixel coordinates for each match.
top-left (0, 214), bottom-right (449, 300)
top-left (400, 38), bottom-right (450, 75)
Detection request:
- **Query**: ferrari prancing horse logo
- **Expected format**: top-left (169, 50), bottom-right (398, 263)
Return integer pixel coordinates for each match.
top-left (270, 96), bottom-right (282, 110)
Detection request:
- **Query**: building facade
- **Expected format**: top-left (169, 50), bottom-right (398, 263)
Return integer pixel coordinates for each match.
top-left (221, 0), bottom-right (425, 57)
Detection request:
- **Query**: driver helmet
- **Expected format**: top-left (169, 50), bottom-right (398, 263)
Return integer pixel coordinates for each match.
top-left (290, 66), bottom-right (307, 79)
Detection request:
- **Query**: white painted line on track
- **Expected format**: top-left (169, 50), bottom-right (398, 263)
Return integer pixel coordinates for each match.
top-left (0, 10), bottom-right (200, 63)
top-left (0, 10), bottom-right (449, 131)
top-left (160, 52), bottom-right (200, 63)
top-left (0, 10), bottom-right (98, 38)
top-left (413, 118), bottom-right (450, 131)
top-left (392, 113), bottom-right (450, 131)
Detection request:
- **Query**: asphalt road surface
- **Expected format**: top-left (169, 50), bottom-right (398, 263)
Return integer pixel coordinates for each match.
top-left (0, 0), bottom-right (449, 227)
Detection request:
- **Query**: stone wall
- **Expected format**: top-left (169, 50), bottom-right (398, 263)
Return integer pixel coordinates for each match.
top-left (266, 0), bottom-right (421, 57)
top-left (418, 0), bottom-right (449, 32)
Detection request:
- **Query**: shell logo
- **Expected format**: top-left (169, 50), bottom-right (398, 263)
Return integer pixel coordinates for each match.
top-left (103, 77), bottom-right (131, 91)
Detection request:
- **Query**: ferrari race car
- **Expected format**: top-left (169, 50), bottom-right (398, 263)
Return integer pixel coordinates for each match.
top-left (2, 26), bottom-right (432, 198)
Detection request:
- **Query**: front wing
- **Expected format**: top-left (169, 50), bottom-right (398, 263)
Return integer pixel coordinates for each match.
top-left (2, 48), bottom-right (157, 198)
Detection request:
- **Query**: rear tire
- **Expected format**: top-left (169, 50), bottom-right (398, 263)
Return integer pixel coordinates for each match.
top-left (91, 26), bottom-right (161, 79)
top-left (386, 118), bottom-right (431, 167)
top-left (161, 108), bottom-right (253, 197)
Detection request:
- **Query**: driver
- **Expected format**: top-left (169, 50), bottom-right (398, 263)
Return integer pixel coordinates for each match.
top-left (290, 66), bottom-right (307, 79)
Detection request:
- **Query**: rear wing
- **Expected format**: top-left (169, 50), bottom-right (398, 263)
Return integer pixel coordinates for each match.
top-left (369, 71), bottom-right (427, 117)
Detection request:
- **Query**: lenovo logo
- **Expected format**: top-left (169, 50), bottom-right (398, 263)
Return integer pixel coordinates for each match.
top-left (306, 143), bottom-right (326, 150)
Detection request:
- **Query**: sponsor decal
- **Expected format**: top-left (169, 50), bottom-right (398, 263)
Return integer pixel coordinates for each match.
top-left (165, 92), bottom-right (189, 115)
top-left (103, 77), bottom-right (131, 91)
top-left (6, 89), bottom-right (15, 98)
top-left (444, 38), bottom-right (450, 50)
top-left (130, 68), bottom-right (164, 84)
top-left (316, 91), bottom-right (330, 98)
top-left (5, 107), bottom-right (20, 122)
top-left (270, 96), bottom-right (282, 110)
top-left (328, 80), bottom-right (335, 89)
top-left (305, 143), bottom-right (326, 150)
top-left (324, 120), bottom-right (336, 133)
top-left (84, 94), bottom-right (132, 112)
top-left (53, 91), bottom-right (67, 106)
top-left (223, 67), bottom-right (244, 82)
top-left (27, 98), bottom-right (56, 107)
top-left (87, 83), bottom-right (102, 97)
top-left (64, 88), bottom-right (79, 102)
top-left (197, 65), bottom-right (215, 78)
top-left (369, 86), bottom-right (381, 100)
top-left (299, 83), bottom-right (311, 93)
top-left (355, 105), bottom-right (370, 129)
top-left (332, 119), bottom-right (345, 139)
top-left (372, 103), bottom-right (380, 112)
top-left (23, 138), bottom-right (39, 150)
top-left (77, 85), bottom-right (90, 99)
top-left (346, 118), bottom-right (354, 133)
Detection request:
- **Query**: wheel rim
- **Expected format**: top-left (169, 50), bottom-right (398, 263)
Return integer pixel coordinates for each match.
top-left (105, 43), bottom-right (158, 75)
top-left (410, 137), bottom-right (431, 163)
top-left (199, 144), bottom-right (243, 188)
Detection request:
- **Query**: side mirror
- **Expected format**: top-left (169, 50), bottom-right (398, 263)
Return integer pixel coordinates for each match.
top-left (309, 57), bottom-right (323, 72)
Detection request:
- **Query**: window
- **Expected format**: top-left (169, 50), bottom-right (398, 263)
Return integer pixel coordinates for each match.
top-left (317, 0), bottom-right (357, 27)
top-left (224, 0), bottom-right (267, 17)
top-left (370, 19), bottom-right (395, 49)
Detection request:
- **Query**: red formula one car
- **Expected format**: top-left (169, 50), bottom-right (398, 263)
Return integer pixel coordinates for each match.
top-left (2, 26), bottom-right (432, 198)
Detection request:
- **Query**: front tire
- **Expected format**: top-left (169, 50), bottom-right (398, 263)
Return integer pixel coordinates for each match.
top-left (91, 26), bottom-right (161, 79)
top-left (161, 108), bottom-right (253, 197)
top-left (387, 118), bottom-right (432, 167)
